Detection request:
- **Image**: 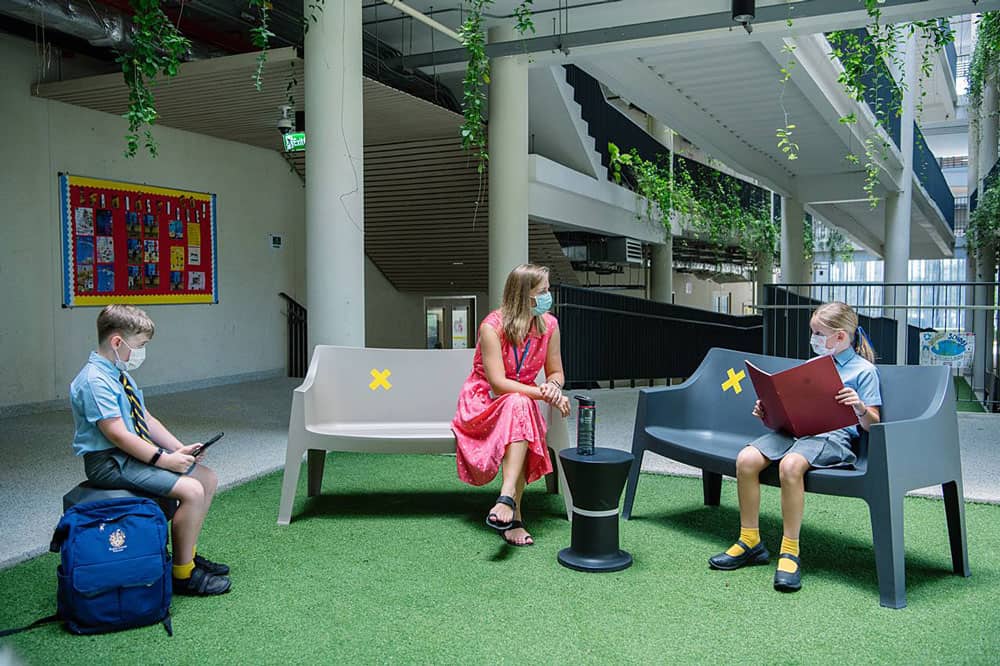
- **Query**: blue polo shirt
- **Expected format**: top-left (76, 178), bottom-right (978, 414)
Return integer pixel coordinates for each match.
top-left (70, 351), bottom-right (147, 456)
top-left (832, 347), bottom-right (882, 438)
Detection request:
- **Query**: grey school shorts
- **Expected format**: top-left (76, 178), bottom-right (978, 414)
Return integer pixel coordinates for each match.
top-left (747, 429), bottom-right (857, 469)
top-left (84, 447), bottom-right (194, 497)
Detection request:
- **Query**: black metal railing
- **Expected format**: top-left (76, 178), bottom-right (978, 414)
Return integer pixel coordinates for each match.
top-left (554, 284), bottom-right (763, 388)
top-left (914, 125), bottom-right (955, 229)
top-left (279, 292), bottom-right (308, 378)
top-left (762, 283), bottom-right (1000, 412)
top-left (562, 65), bottom-right (769, 212)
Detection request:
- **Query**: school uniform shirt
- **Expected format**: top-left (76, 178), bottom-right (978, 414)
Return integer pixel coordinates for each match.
top-left (833, 346), bottom-right (882, 439)
top-left (70, 351), bottom-right (146, 455)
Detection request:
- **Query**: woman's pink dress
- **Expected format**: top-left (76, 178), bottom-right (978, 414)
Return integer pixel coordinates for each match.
top-left (452, 309), bottom-right (558, 486)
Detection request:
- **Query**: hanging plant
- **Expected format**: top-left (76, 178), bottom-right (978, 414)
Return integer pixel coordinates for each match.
top-left (117, 0), bottom-right (191, 158)
top-left (775, 0), bottom-right (799, 161)
top-left (459, 1), bottom-right (535, 173)
top-left (247, 0), bottom-right (275, 91)
top-left (608, 142), bottom-right (777, 264)
top-left (968, 182), bottom-right (1000, 256)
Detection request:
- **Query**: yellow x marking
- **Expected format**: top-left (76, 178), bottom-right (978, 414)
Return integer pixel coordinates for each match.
top-left (369, 368), bottom-right (392, 391)
top-left (721, 368), bottom-right (746, 394)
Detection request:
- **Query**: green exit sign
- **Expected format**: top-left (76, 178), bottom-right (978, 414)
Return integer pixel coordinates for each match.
top-left (282, 132), bottom-right (306, 152)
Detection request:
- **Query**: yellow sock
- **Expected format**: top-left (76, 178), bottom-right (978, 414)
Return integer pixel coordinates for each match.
top-left (777, 536), bottom-right (800, 574)
top-left (173, 560), bottom-right (195, 580)
top-left (725, 527), bottom-right (761, 556)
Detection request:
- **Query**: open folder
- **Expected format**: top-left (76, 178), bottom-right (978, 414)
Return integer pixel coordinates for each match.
top-left (744, 355), bottom-right (858, 438)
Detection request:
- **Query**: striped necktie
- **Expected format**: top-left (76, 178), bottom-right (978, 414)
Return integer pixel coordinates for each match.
top-left (120, 372), bottom-right (154, 444)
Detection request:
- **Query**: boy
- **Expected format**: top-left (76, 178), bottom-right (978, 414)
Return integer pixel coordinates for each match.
top-left (70, 304), bottom-right (230, 596)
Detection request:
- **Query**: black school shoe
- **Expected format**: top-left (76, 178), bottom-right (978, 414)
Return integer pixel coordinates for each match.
top-left (173, 567), bottom-right (231, 596)
top-left (194, 553), bottom-right (230, 576)
top-left (773, 553), bottom-right (802, 592)
top-left (708, 540), bottom-right (771, 570)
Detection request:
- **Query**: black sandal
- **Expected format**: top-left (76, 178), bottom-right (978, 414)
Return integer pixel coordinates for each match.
top-left (485, 495), bottom-right (516, 531)
top-left (501, 520), bottom-right (534, 547)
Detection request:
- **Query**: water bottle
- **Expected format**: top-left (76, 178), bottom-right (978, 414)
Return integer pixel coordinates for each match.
top-left (575, 395), bottom-right (596, 455)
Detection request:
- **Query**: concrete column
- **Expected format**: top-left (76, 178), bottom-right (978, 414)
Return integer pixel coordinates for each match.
top-left (647, 116), bottom-right (674, 303)
top-left (966, 114), bottom-right (979, 344)
top-left (755, 250), bottom-right (774, 314)
top-left (304, 0), bottom-right (365, 347)
top-left (779, 197), bottom-right (807, 286)
top-left (487, 24), bottom-right (529, 309)
top-left (972, 72), bottom-right (998, 393)
top-left (882, 32), bottom-right (918, 363)
top-left (979, 71), bottom-right (998, 182)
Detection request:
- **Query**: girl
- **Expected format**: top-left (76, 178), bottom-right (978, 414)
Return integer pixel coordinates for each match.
top-left (452, 264), bottom-right (571, 547)
top-left (709, 301), bottom-right (882, 592)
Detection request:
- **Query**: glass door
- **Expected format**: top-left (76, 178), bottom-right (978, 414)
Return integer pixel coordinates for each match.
top-left (424, 296), bottom-right (477, 349)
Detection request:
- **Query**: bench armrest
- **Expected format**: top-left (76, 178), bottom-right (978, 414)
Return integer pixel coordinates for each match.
top-left (634, 382), bottom-right (696, 429)
top-left (866, 394), bottom-right (961, 490)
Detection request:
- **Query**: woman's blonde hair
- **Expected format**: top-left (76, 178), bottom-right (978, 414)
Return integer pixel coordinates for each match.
top-left (500, 264), bottom-right (550, 346)
top-left (812, 301), bottom-right (876, 362)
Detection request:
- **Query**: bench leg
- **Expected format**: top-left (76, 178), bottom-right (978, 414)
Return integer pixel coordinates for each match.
top-left (868, 491), bottom-right (907, 609)
top-left (307, 449), bottom-right (326, 497)
top-left (702, 471), bottom-right (722, 507)
top-left (545, 446), bottom-right (559, 494)
top-left (277, 446), bottom-right (304, 526)
top-left (943, 480), bottom-right (971, 577)
top-left (621, 450), bottom-right (644, 520)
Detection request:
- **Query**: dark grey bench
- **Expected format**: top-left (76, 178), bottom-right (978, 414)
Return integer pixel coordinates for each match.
top-left (623, 347), bottom-right (969, 608)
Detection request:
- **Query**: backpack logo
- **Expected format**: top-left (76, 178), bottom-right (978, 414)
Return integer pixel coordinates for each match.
top-left (108, 529), bottom-right (126, 552)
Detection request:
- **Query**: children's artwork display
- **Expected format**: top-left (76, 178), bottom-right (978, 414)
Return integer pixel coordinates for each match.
top-left (60, 174), bottom-right (218, 306)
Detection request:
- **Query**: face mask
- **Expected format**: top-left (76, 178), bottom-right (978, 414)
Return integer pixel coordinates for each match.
top-left (810, 334), bottom-right (834, 357)
top-left (114, 339), bottom-right (146, 372)
top-left (532, 291), bottom-right (553, 316)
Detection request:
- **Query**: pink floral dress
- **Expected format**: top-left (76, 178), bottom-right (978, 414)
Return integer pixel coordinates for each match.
top-left (452, 309), bottom-right (558, 486)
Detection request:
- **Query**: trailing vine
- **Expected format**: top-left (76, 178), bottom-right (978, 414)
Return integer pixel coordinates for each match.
top-left (966, 12), bottom-right (1000, 257)
top-left (804, 218), bottom-right (855, 265)
top-left (247, 0), bottom-right (274, 91)
top-left (117, 0), bottom-right (191, 158)
top-left (608, 142), bottom-right (777, 264)
top-left (775, 0), bottom-right (798, 161)
top-left (969, 183), bottom-right (1000, 257)
top-left (458, 1), bottom-right (535, 174)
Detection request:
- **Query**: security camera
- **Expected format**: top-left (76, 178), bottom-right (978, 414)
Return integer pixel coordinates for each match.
top-left (277, 104), bottom-right (294, 135)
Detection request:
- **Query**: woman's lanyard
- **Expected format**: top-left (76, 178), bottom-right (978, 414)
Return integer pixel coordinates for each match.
top-left (512, 339), bottom-right (531, 377)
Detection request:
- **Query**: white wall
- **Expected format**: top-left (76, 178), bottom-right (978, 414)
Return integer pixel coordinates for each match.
top-left (0, 33), bottom-right (305, 409)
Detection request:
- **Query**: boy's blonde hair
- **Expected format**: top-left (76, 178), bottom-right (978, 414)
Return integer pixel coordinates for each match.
top-left (500, 264), bottom-right (550, 346)
top-left (97, 304), bottom-right (155, 344)
top-left (812, 301), bottom-right (876, 362)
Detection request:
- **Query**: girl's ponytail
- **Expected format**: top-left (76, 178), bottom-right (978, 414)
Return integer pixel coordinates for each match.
top-left (854, 324), bottom-right (876, 363)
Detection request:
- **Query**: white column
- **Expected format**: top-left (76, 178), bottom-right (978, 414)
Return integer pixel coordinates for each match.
top-left (979, 71), bottom-right (998, 180)
top-left (487, 24), bottom-right (529, 309)
top-left (972, 73), bottom-right (998, 391)
top-left (647, 116), bottom-right (674, 303)
top-left (304, 0), bottom-right (365, 347)
top-left (966, 114), bottom-right (979, 349)
top-left (756, 250), bottom-right (774, 313)
top-left (779, 197), bottom-right (807, 286)
top-left (883, 31), bottom-right (918, 364)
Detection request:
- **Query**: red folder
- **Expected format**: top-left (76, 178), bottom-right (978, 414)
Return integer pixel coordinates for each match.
top-left (744, 355), bottom-right (857, 438)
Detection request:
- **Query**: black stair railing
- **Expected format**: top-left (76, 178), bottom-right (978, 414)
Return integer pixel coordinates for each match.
top-left (279, 292), bottom-right (308, 378)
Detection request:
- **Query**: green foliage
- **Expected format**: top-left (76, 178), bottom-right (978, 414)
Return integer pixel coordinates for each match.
top-left (608, 142), bottom-right (777, 264)
top-left (968, 12), bottom-right (1000, 114)
top-left (775, 2), bottom-right (799, 161)
top-left (459, 2), bottom-right (535, 173)
top-left (968, 183), bottom-right (1000, 255)
top-left (117, 0), bottom-right (190, 158)
top-left (247, 0), bottom-right (275, 92)
top-left (804, 217), bottom-right (855, 265)
top-left (826, 6), bottom-right (953, 208)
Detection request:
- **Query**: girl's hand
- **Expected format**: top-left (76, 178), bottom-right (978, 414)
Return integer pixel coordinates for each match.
top-left (752, 400), bottom-right (765, 420)
top-left (539, 381), bottom-right (562, 404)
top-left (836, 387), bottom-right (866, 416)
top-left (556, 395), bottom-right (571, 418)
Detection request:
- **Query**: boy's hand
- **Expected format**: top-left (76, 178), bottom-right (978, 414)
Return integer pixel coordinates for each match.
top-left (162, 451), bottom-right (195, 473)
top-left (836, 387), bottom-right (866, 416)
top-left (752, 400), bottom-right (766, 420)
top-left (178, 443), bottom-right (206, 461)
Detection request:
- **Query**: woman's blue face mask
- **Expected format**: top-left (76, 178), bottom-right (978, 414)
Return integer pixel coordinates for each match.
top-left (532, 291), bottom-right (552, 316)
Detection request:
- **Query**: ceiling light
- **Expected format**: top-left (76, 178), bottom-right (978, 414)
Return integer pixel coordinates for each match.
top-left (732, 0), bottom-right (755, 23)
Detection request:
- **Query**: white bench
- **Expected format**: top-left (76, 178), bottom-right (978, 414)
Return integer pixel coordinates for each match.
top-left (277, 345), bottom-right (573, 525)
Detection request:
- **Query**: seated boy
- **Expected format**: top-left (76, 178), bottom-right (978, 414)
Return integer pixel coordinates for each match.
top-left (70, 304), bottom-right (230, 596)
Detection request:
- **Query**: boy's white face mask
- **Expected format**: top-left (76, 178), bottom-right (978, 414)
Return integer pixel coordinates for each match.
top-left (810, 334), bottom-right (835, 357)
top-left (114, 339), bottom-right (146, 372)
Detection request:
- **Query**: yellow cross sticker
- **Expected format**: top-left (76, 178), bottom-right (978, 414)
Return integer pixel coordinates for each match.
top-left (369, 368), bottom-right (392, 391)
top-left (722, 368), bottom-right (745, 394)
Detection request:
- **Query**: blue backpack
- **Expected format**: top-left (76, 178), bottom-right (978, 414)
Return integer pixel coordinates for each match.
top-left (0, 497), bottom-right (173, 637)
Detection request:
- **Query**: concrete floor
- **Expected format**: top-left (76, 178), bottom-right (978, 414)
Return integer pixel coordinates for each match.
top-left (2, 379), bottom-right (997, 569)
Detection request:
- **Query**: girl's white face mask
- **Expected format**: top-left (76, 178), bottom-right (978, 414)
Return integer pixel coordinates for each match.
top-left (810, 334), bottom-right (835, 357)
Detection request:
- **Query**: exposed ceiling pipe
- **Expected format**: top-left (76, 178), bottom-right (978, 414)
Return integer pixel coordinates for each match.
top-left (380, 0), bottom-right (461, 43)
top-left (0, 0), bottom-right (213, 57)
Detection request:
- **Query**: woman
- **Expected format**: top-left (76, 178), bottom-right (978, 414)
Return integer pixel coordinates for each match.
top-left (452, 264), bottom-right (571, 546)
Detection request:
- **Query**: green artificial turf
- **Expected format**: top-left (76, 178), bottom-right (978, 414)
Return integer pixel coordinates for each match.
top-left (954, 376), bottom-right (988, 413)
top-left (2, 453), bottom-right (999, 665)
